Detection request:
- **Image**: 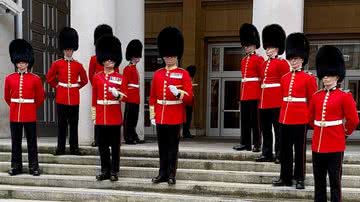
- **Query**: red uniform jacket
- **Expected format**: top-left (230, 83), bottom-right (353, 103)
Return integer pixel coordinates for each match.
top-left (4, 72), bottom-right (45, 122)
top-left (88, 55), bottom-right (119, 85)
top-left (46, 59), bottom-right (88, 105)
top-left (149, 67), bottom-right (193, 125)
top-left (259, 57), bottom-right (290, 109)
top-left (92, 71), bottom-right (128, 125)
top-left (123, 64), bottom-right (140, 104)
top-left (279, 70), bottom-right (318, 124)
top-left (309, 88), bottom-right (359, 153)
top-left (240, 53), bottom-right (264, 101)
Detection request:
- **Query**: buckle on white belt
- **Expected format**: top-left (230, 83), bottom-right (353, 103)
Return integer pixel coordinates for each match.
top-left (242, 77), bottom-right (259, 82)
top-left (283, 97), bottom-right (307, 102)
top-left (157, 99), bottom-right (183, 105)
top-left (11, 98), bottom-right (35, 103)
top-left (97, 100), bottom-right (120, 105)
top-left (128, 84), bottom-right (139, 88)
top-left (314, 120), bottom-right (343, 127)
top-left (58, 82), bottom-right (80, 88)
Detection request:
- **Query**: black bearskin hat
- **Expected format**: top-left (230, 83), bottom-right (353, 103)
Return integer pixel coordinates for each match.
top-left (239, 23), bottom-right (260, 49)
top-left (186, 65), bottom-right (196, 78)
top-left (9, 39), bottom-right (34, 69)
top-left (59, 27), bottom-right (79, 51)
top-left (316, 45), bottom-right (345, 82)
top-left (94, 24), bottom-right (113, 45)
top-left (262, 24), bottom-right (286, 54)
top-left (96, 35), bottom-right (122, 68)
top-left (157, 26), bottom-right (184, 60)
top-left (126, 39), bottom-right (143, 61)
top-left (286, 33), bottom-right (310, 65)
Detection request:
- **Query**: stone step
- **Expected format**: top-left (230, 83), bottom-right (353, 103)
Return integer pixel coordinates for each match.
top-left (0, 184), bottom-right (267, 202)
top-left (0, 162), bottom-right (359, 188)
top-left (1, 152), bottom-right (360, 176)
top-left (1, 143), bottom-right (360, 164)
top-left (0, 174), bottom-right (355, 201)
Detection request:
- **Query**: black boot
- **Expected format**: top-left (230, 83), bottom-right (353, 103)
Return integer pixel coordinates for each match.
top-left (296, 180), bottom-right (305, 189)
top-left (96, 172), bottom-right (110, 181)
top-left (272, 178), bottom-right (292, 186)
top-left (8, 168), bottom-right (22, 176)
top-left (151, 175), bottom-right (168, 184)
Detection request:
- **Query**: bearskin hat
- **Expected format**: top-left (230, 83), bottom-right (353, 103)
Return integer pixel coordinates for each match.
top-left (316, 45), bottom-right (345, 82)
top-left (94, 24), bottom-right (113, 45)
top-left (262, 24), bottom-right (286, 54)
top-left (285, 33), bottom-right (310, 65)
top-left (9, 39), bottom-right (34, 69)
top-left (126, 39), bottom-right (143, 61)
top-left (239, 23), bottom-right (260, 49)
top-left (186, 65), bottom-right (196, 78)
top-left (59, 27), bottom-right (79, 51)
top-left (96, 35), bottom-right (122, 68)
top-left (157, 26), bottom-right (184, 60)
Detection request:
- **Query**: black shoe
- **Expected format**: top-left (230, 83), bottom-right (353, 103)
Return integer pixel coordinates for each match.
top-left (255, 155), bottom-right (273, 162)
top-left (91, 141), bottom-right (98, 147)
top-left (70, 148), bottom-right (83, 155)
top-left (233, 144), bottom-right (251, 151)
top-left (183, 134), bottom-right (193, 139)
top-left (96, 173), bottom-right (110, 181)
top-left (125, 140), bottom-right (137, 145)
top-left (168, 178), bottom-right (176, 185)
top-left (274, 157), bottom-right (281, 164)
top-left (151, 175), bottom-right (168, 184)
top-left (110, 174), bottom-right (119, 181)
top-left (272, 178), bottom-right (292, 186)
top-left (53, 149), bottom-right (65, 156)
top-left (29, 169), bottom-right (41, 176)
top-left (136, 140), bottom-right (145, 144)
top-left (296, 180), bottom-right (305, 189)
top-left (252, 147), bottom-right (261, 153)
top-left (8, 168), bottom-right (22, 176)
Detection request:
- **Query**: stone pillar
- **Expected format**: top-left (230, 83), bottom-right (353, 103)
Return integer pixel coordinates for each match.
top-left (71, 0), bottom-right (116, 145)
top-left (0, 14), bottom-right (15, 138)
top-left (115, 0), bottom-right (145, 141)
top-left (252, 0), bottom-right (304, 56)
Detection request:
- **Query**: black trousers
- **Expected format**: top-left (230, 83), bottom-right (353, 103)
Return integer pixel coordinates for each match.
top-left (313, 152), bottom-right (344, 202)
top-left (156, 124), bottom-right (181, 178)
top-left (10, 122), bottom-right (39, 171)
top-left (240, 100), bottom-right (261, 149)
top-left (259, 108), bottom-right (281, 158)
top-left (123, 103), bottom-right (139, 142)
top-left (183, 106), bottom-right (193, 136)
top-left (56, 104), bottom-right (79, 152)
top-left (279, 124), bottom-right (307, 182)
top-left (96, 125), bottom-right (121, 174)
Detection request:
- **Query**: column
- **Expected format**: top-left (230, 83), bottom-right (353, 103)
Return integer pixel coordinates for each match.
top-left (252, 0), bottom-right (304, 56)
top-left (71, 0), bottom-right (116, 145)
top-left (115, 0), bottom-right (145, 141)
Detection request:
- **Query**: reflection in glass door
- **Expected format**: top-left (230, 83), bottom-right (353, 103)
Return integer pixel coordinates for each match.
top-left (207, 44), bottom-right (245, 137)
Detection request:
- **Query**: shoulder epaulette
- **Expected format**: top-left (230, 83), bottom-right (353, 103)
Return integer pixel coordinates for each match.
top-left (340, 88), bottom-right (351, 93)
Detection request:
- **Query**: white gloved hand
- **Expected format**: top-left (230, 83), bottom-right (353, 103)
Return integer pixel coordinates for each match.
top-left (108, 87), bottom-right (120, 98)
top-left (168, 85), bottom-right (179, 97)
top-left (151, 119), bottom-right (156, 126)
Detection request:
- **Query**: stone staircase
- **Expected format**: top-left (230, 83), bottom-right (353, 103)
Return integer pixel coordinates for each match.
top-left (0, 141), bottom-right (358, 201)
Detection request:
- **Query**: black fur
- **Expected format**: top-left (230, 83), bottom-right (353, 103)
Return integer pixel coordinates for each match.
top-left (96, 35), bottom-right (122, 68)
top-left (94, 24), bottom-right (113, 45)
top-left (126, 39), bottom-right (143, 61)
top-left (9, 39), bottom-right (34, 69)
top-left (262, 24), bottom-right (286, 54)
top-left (157, 26), bottom-right (184, 60)
top-left (59, 27), bottom-right (79, 51)
top-left (239, 23), bottom-right (260, 49)
top-left (316, 45), bottom-right (345, 82)
top-left (286, 33), bottom-right (310, 65)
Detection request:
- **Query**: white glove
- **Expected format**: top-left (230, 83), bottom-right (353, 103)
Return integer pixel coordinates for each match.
top-left (168, 85), bottom-right (179, 97)
top-left (108, 87), bottom-right (120, 98)
top-left (151, 119), bottom-right (156, 126)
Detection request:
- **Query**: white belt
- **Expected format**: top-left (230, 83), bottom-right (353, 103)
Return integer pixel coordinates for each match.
top-left (283, 97), bottom-right (307, 102)
top-left (58, 82), bottom-right (80, 88)
top-left (261, 83), bottom-right (281, 88)
top-left (242, 77), bottom-right (259, 82)
top-left (11, 98), bottom-right (34, 103)
top-left (314, 120), bottom-right (343, 127)
top-left (128, 84), bottom-right (139, 88)
top-left (97, 100), bottom-right (120, 105)
top-left (157, 99), bottom-right (183, 105)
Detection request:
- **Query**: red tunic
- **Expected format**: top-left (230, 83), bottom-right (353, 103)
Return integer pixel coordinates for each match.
top-left (309, 88), bottom-right (359, 153)
top-left (123, 64), bottom-right (140, 104)
top-left (259, 57), bottom-right (290, 109)
top-left (92, 71), bottom-right (128, 125)
top-left (149, 67), bottom-right (193, 125)
top-left (4, 72), bottom-right (45, 122)
top-left (46, 59), bottom-right (88, 105)
top-left (240, 53), bottom-right (264, 101)
top-left (279, 70), bottom-right (318, 124)
top-left (88, 55), bottom-right (119, 85)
